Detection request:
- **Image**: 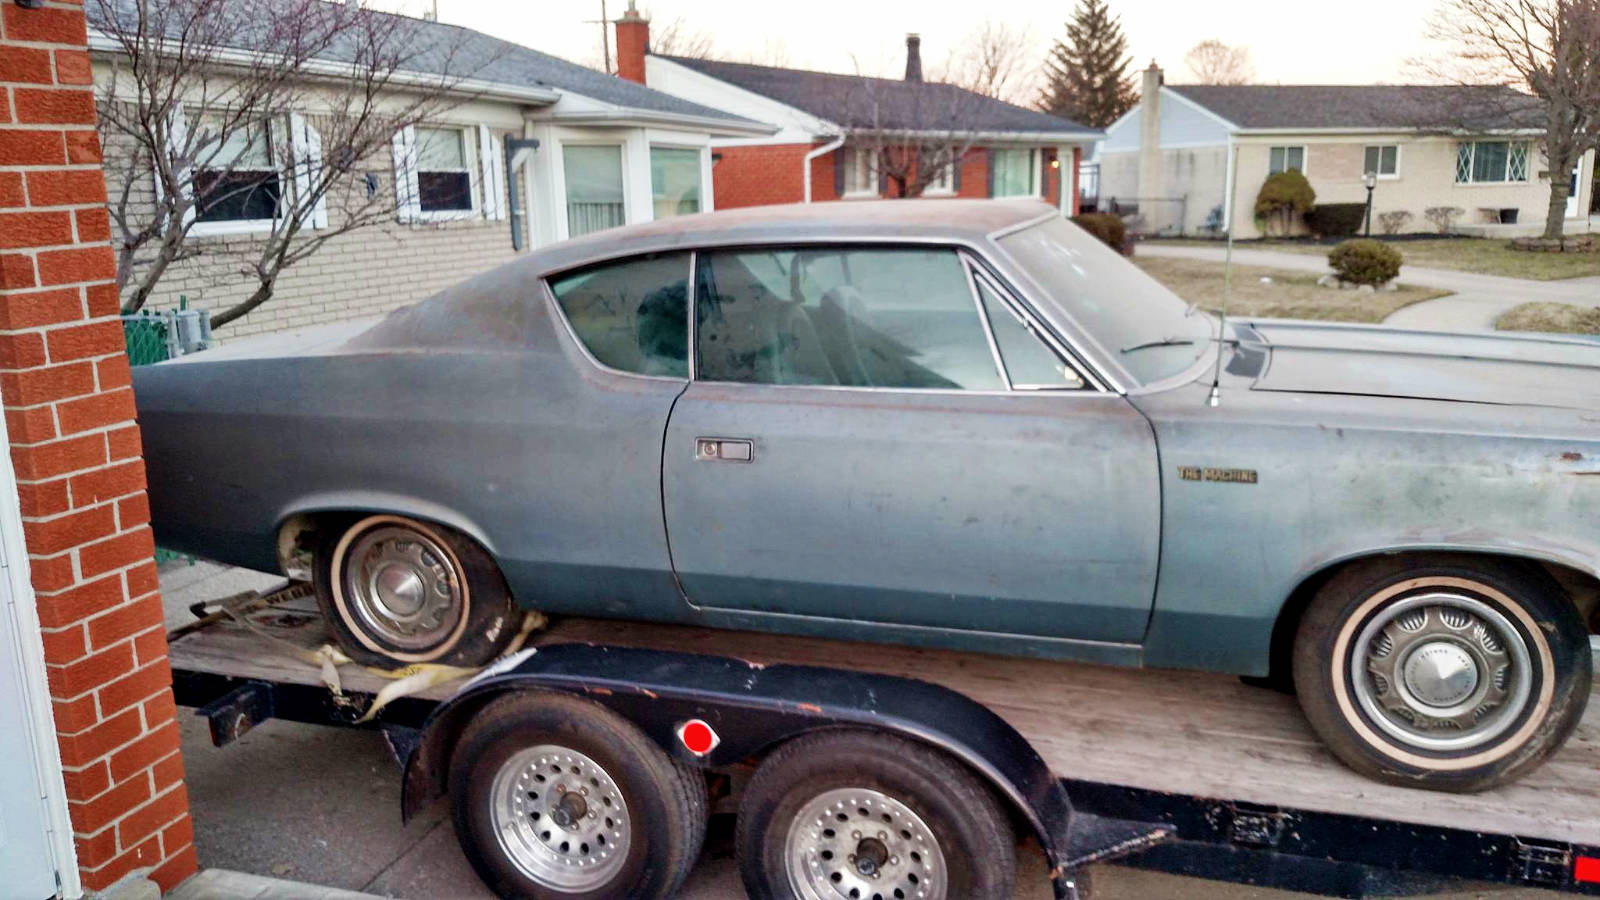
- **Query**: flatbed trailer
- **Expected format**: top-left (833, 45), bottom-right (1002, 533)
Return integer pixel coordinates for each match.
top-left (167, 588), bottom-right (1600, 899)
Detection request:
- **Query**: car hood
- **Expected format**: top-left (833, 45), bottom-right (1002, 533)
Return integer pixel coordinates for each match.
top-left (1238, 319), bottom-right (1600, 410)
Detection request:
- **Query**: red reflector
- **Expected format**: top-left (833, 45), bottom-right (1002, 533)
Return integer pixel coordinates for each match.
top-left (677, 719), bottom-right (719, 756)
top-left (1576, 855), bottom-right (1600, 884)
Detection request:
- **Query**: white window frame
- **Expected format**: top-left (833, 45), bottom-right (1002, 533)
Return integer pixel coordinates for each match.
top-left (1455, 140), bottom-right (1532, 185)
top-left (187, 115), bottom-right (286, 237)
top-left (992, 148), bottom-right (1040, 198)
top-left (1267, 145), bottom-right (1308, 177)
top-left (842, 146), bottom-right (879, 199)
top-left (648, 143), bottom-right (705, 220)
top-left (923, 146), bottom-right (957, 197)
top-left (560, 141), bottom-right (630, 239)
top-left (412, 124), bottom-right (480, 222)
top-left (1363, 144), bottom-right (1401, 180)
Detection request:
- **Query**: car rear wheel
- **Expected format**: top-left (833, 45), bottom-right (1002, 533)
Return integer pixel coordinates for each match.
top-left (1293, 554), bottom-right (1590, 792)
top-left (315, 514), bottom-right (517, 668)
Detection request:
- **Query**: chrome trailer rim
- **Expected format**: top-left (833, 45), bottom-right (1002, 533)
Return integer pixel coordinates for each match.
top-left (342, 524), bottom-right (463, 651)
top-left (1350, 591), bottom-right (1534, 753)
top-left (785, 787), bottom-right (946, 900)
top-left (490, 744), bottom-right (631, 891)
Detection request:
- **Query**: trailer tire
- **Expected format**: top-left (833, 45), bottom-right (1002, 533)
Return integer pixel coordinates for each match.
top-left (449, 691), bottom-right (706, 900)
top-left (1293, 554), bottom-right (1590, 792)
top-left (737, 729), bottom-right (1015, 900)
top-left (315, 514), bottom-right (517, 668)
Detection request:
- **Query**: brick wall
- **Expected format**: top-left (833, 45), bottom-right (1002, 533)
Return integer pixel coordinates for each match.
top-left (712, 143), bottom-right (1045, 208)
top-left (0, 0), bottom-right (194, 892)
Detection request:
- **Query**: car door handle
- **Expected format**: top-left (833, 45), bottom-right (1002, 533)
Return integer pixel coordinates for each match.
top-left (695, 438), bottom-right (753, 462)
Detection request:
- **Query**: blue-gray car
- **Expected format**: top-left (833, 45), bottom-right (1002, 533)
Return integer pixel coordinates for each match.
top-left (134, 199), bottom-right (1600, 792)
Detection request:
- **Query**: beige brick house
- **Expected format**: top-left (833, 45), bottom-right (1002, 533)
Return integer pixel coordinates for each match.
top-left (1096, 64), bottom-right (1597, 240)
top-left (88, 8), bottom-right (771, 339)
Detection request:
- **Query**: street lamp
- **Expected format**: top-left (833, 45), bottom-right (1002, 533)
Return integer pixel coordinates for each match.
top-left (1363, 170), bottom-right (1378, 238)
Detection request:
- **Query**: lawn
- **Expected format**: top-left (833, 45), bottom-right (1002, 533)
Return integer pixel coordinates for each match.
top-left (1495, 302), bottom-right (1600, 335)
top-left (1132, 256), bottom-right (1452, 323)
top-left (1253, 238), bottom-right (1600, 281)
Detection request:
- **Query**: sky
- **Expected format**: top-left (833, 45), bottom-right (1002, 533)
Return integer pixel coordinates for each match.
top-left (376, 0), bottom-right (1448, 89)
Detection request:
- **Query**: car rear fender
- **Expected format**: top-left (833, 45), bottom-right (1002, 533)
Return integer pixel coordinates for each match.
top-left (274, 491), bottom-right (498, 562)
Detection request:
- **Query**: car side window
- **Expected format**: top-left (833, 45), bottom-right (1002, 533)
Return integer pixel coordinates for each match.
top-left (974, 275), bottom-right (1085, 389)
top-left (549, 253), bottom-right (690, 377)
top-left (693, 246), bottom-right (1005, 390)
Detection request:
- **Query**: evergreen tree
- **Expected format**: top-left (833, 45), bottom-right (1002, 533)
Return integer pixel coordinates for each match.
top-left (1038, 0), bottom-right (1139, 128)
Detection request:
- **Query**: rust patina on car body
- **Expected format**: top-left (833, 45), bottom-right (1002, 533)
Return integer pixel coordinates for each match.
top-left (131, 199), bottom-right (1600, 679)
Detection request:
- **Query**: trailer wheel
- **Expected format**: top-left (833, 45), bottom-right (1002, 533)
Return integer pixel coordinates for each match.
top-left (315, 514), bottom-right (516, 667)
top-left (1293, 555), bottom-right (1590, 792)
top-left (737, 730), bottom-right (1015, 900)
top-left (449, 691), bottom-right (707, 900)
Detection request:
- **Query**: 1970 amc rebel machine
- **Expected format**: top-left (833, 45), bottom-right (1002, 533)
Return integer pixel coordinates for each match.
top-left (134, 199), bottom-right (1600, 800)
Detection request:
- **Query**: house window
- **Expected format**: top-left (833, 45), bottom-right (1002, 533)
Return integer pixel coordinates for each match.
top-left (1364, 145), bottom-right (1399, 178)
top-left (194, 120), bottom-right (281, 223)
top-left (564, 144), bottom-right (627, 237)
top-left (650, 147), bottom-right (702, 219)
top-left (842, 147), bottom-right (877, 197)
top-left (992, 149), bottom-right (1038, 197)
top-left (1456, 141), bottom-right (1530, 184)
top-left (415, 126), bottom-right (474, 213)
top-left (924, 148), bottom-right (956, 195)
top-left (1268, 146), bottom-right (1306, 175)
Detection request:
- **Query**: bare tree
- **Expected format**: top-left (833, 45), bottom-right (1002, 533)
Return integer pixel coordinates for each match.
top-left (646, 12), bottom-right (715, 59)
top-left (939, 20), bottom-right (1039, 105)
top-left (1182, 39), bottom-right (1255, 85)
top-left (1422, 0), bottom-right (1600, 239)
top-left (832, 66), bottom-right (991, 198)
top-left (93, 0), bottom-right (482, 326)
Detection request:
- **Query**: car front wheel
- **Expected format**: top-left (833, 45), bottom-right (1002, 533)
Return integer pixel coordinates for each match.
top-left (1293, 554), bottom-right (1590, 792)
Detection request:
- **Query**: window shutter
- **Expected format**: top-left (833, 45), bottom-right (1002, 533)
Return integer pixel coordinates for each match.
top-left (833, 147), bottom-right (846, 197)
top-left (290, 113), bottom-right (328, 229)
top-left (985, 149), bottom-right (995, 197)
top-left (477, 124), bottom-right (505, 220)
top-left (157, 104), bottom-right (196, 227)
top-left (392, 126), bottom-right (421, 222)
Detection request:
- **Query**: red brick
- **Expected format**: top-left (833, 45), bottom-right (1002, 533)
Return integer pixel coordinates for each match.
top-left (6, 405), bottom-right (56, 443)
top-left (74, 822), bottom-right (118, 869)
top-left (37, 245), bottom-right (114, 285)
top-left (132, 624), bottom-right (166, 667)
top-left (96, 352), bottom-right (132, 390)
top-left (106, 424), bottom-right (142, 461)
top-left (107, 718), bottom-right (179, 783)
top-left (0, 209), bottom-right (72, 247)
top-left (53, 49), bottom-right (93, 86)
top-left (149, 842), bottom-right (198, 893)
top-left (46, 319), bottom-right (123, 363)
top-left (29, 552), bottom-right (75, 592)
top-left (11, 430), bottom-right (105, 480)
top-left (61, 759), bottom-right (109, 805)
top-left (51, 691), bottom-right (98, 733)
top-left (23, 502), bottom-right (114, 555)
top-left (78, 526), bottom-right (155, 577)
top-left (14, 88), bottom-right (96, 125)
top-left (26, 168), bottom-right (105, 206)
top-left (159, 813), bottom-right (193, 858)
top-left (39, 622), bottom-right (86, 662)
top-left (85, 281), bottom-right (119, 316)
top-left (65, 129), bottom-right (101, 164)
top-left (35, 574), bottom-right (124, 629)
top-left (70, 457), bottom-right (143, 506)
top-left (86, 594), bottom-right (160, 652)
top-left (0, 329), bottom-right (47, 367)
top-left (59, 387), bottom-right (140, 439)
top-left (57, 708), bottom-right (142, 771)
top-left (82, 833), bottom-right (160, 891)
top-left (142, 690), bottom-right (177, 733)
top-left (0, 171), bottom-right (23, 207)
top-left (1, 5), bottom-right (88, 44)
top-left (0, 361), bottom-right (95, 408)
top-left (116, 784), bottom-right (187, 849)
top-left (0, 252), bottom-right (36, 289)
top-left (149, 745), bottom-right (183, 792)
top-left (124, 560), bottom-right (158, 598)
top-left (0, 46), bottom-right (53, 84)
top-left (75, 205), bottom-right (110, 241)
top-left (16, 477), bottom-right (70, 516)
top-left (0, 286), bottom-right (81, 328)
top-left (47, 639), bottom-right (134, 701)
top-left (0, 88), bottom-right (8, 125)
top-left (0, 129), bottom-right (65, 166)
top-left (118, 492), bottom-right (151, 530)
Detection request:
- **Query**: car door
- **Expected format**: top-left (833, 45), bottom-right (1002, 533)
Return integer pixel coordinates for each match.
top-left (661, 244), bottom-right (1161, 643)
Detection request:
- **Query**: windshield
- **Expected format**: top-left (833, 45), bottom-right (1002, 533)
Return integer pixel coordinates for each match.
top-left (997, 216), bottom-right (1212, 385)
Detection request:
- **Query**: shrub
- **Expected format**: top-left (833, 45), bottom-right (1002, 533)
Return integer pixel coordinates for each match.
top-left (1377, 210), bottom-right (1413, 235)
top-left (1329, 239), bottom-right (1403, 286)
top-left (1071, 213), bottom-right (1126, 251)
top-left (1423, 206), bottom-right (1464, 234)
top-left (1303, 203), bottom-right (1368, 237)
top-left (1254, 170), bottom-right (1316, 236)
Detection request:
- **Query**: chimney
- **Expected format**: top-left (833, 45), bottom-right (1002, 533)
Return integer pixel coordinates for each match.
top-left (1137, 61), bottom-right (1164, 218)
top-left (615, 1), bottom-right (650, 85)
top-left (904, 34), bottom-right (923, 82)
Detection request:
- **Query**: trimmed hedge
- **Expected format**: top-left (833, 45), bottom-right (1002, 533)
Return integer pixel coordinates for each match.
top-left (1304, 203), bottom-right (1368, 238)
top-left (1329, 239), bottom-right (1403, 286)
top-left (1254, 170), bottom-right (1315, 235)
top-left (1072, 213), bottom-right (1126, 251)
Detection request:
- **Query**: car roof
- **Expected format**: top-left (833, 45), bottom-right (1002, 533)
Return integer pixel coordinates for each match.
top-left (526, 198), bottom-right (1056, 276)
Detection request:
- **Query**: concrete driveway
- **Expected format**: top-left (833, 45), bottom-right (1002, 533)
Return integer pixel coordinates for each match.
top-left (1137, 242), bottom-right (1600, 332)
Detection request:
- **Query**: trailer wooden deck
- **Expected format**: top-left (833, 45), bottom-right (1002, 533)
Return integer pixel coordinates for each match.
top-left (167, 593), bottom-right (1600, 849)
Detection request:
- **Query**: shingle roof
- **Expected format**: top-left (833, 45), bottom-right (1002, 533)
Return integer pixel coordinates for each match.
top-left (1166, 84), bottom-right (1544, 132)
top-left (87, 0), bottom-right (758, 127)
top-left (660, 56), bottom-right (1100, 137)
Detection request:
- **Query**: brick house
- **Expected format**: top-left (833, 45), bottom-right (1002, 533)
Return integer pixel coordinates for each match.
top-left (2, 0), bottom-right (198, 896)
top-left (613, 7), bottom-right (1101, 213)
top-left (86, 5), bottom-right (771, 339)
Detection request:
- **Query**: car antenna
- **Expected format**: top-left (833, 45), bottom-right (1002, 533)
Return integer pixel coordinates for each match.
top-left (1208, 142), bottom-right (1240, 408)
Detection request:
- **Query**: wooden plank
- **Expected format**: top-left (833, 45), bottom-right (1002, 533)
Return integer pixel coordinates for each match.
top-left (168, 611), bottom-right (1600, 846)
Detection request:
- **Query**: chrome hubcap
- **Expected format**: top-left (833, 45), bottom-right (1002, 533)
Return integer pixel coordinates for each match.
top-left (490, 745), bottom-right (630, 891)
top-left (343, 525), bottom-right (462, 650)
top-left (786, 788), bottom-right (946, 900)
top-left (1352, 592), bottom-right (1533, 752)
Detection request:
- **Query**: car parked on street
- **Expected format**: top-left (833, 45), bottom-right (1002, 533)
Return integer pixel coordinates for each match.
top-left (133, 199), bottom-right (1600, 793)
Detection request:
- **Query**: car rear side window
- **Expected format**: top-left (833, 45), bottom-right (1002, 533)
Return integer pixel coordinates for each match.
top-left (549, 253), bottom-right (691, 377)
top-left (693, 247), bottom-right (1005, 390)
